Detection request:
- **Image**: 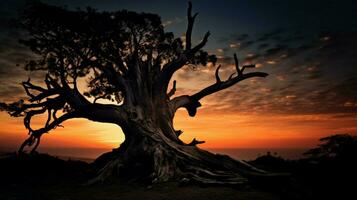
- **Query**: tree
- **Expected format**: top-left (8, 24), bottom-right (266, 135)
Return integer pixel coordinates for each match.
top-left (0, 1), bottom-right (269, 185)
top-left (304, 134), bottom-right (357, 160)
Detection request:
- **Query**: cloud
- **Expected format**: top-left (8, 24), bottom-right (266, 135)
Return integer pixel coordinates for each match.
top-left (194, 75), bottom-right (357, 116)
top-left (0, 4), bottom-right (39, 102)
top-left (257, 43), bottom-right (269, 50)
top-left (264, 44), bottom-right (288, 57)
top-left (162, 17), bottom-right (182, 27)
top-left (177, 28), bottom-right (357, 116)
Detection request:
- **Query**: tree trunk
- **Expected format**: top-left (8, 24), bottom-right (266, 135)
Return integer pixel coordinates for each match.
top-left (88, 110), bottom-right (269, 185)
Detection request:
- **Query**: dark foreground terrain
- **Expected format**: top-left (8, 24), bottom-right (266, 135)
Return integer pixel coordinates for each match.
top-left (0, 153), bottom-right (284, 200)
top-left (0, 134), bottom-right (356, 200)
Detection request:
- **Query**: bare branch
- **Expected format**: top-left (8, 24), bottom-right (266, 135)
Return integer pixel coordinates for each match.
top-left (191, 71), bottom-right (268, 101)
top-left (234, 53), bottom-right (256, 76)
top-left (93, 94), bottom-right (107, 103)
top-left (186, 1), bottom-right (198, 50)
top-left (167, 80), bottom-right (177, 98)
top-left (169, 54), bottom-right (268, 117)
top-left (23, 78), bottom-right (46, 92)
top-left (32, 111), bottom-right (80, 137)
top-left (228, 72), bottom-right (236, 80)
top-left (22, 78), bottom-right (46, 99)
top-left (169, 95), bottom-right (201, 117)
top-left (188, 138), bottom-right (205, 146)
top-left (175, 129), bottom-right (183, 137)
top-left (190, 31), bottom-right (210, 54)
top-left (2, 72), bottom-right (99, 153)
top-left (22, 77), bottom-right (61, 103)
top-left (234, 53), bottom-right (241, 76)
top-left (18, 111), bottom-right (79, 153)
top-left (215, 65), bottom-right (222, 83)
top-left (240, 64), bottom-right (256, 75)
top-left (16, 100), bottom-right (126, 153)
top-left (159, 3), bottom-right (211, 94)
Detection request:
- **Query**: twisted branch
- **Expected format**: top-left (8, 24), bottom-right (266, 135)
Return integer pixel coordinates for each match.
top-left (19, 111), bottom-right (80, 153)
top-left (160, 2), bottom-right (211, 94)
top-left (186, 1), bottom-right (198, 50)
top-left (167, 80), bottom-right (177, 98)
top-left (169, 53), bottom-right (268, 116)
top-left (1, 74), bottom-right (80, 153)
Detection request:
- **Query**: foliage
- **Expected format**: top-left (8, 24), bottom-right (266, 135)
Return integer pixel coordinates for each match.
top-left (304, 134), bottom-right (357, 160)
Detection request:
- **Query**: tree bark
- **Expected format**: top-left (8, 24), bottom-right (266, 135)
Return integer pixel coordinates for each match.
top-left (87, 104), bottom-right (269, 185)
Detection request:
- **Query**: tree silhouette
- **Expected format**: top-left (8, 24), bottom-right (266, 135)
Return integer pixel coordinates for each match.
top-left (304, 134), bottom-right (357, 160)
top-left (0, 1), bottom-right (268, 184)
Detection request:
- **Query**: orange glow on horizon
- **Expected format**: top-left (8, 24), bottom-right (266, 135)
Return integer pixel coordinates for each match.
top-left (1, 108), bottom-right (357, 151)
top-left (1, 67), bottom-right (357, 153)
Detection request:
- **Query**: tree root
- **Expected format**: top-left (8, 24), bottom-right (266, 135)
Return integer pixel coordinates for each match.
top-left (86, 142), bottom-right (285, 187)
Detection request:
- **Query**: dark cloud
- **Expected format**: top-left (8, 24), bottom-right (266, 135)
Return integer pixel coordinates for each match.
top-left (233, 33), bottom-right (249, 41)
top-left (218, 33), bottom-right (250, 43)
top-left (256, 28), bottom-right (286, 42)
top-left (264, 44), bottom-right (288, 57)
top-left (257, 43), bottom-right (269, 50)
top-left (282, 35), bottom-right (305, 43)
top-left (239, 40), bottom-right (255, 50)
top-left (200, 75), bottom-right (357, 115)
top-left (0, 2), bottom-right (38, 102)
top-left (304, 70), bottom-right (323, 80)
top-left (198, 27), bottom-right (357, 115)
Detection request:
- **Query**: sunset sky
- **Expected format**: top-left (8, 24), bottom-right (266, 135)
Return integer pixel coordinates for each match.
top-left (1, 0), bottom-right (357, 157)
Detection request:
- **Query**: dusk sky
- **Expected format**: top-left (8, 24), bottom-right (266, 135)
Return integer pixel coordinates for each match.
top-left (1, 0), bottom-right (357, 156)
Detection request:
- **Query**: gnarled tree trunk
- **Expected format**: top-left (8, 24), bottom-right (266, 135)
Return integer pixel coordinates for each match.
top-left (87, 103), bottom-right (267, 185)
top-left (0, 1), bottom-right (275, 187)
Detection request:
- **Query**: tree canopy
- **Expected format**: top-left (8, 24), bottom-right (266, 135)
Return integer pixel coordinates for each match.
top-left (20, 1), bottom-right (217, 104)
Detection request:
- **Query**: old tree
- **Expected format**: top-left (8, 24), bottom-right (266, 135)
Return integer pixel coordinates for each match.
top-left (1, 2), bottom-right (270, 185)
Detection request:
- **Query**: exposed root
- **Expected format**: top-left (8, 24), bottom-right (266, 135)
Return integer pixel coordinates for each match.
top-left (187, 138), bottom-right (205, 146)
top-left (87, 140), bottom-right (280, 186)
top-left (85, 156), bottom-right (124, 185)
